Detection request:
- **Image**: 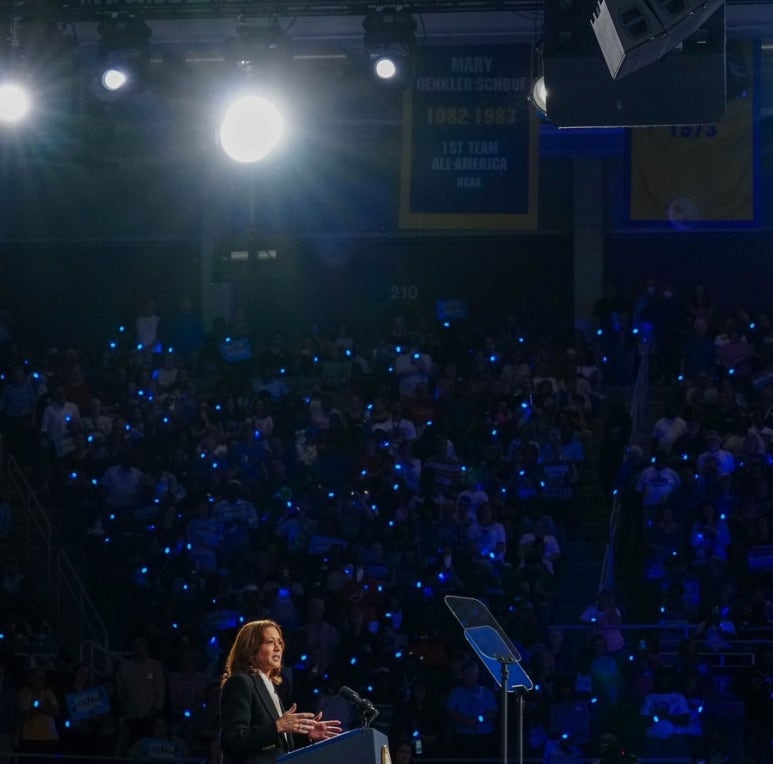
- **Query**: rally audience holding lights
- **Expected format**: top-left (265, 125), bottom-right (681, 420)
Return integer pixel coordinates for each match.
top-left (0, 284), bottom-right (772, 762)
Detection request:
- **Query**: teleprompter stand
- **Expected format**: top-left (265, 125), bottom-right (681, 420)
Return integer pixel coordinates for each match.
top-left (445, 595), bottom-right (533, 764)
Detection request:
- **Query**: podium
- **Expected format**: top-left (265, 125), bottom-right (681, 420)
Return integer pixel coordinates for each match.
top-left (278, 729), bottom-right (390, 764)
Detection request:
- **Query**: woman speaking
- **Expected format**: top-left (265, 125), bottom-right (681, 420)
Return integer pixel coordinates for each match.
top-left (221, 620), bottom-right (342, 764)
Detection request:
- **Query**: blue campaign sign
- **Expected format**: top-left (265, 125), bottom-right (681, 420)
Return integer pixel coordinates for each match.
top-left (400, 44), bottom-right (538, 230)
top-left (66, 685), bottom-right (111, 721)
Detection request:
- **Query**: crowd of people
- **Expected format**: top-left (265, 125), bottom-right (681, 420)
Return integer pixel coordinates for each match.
top-left (0, 279), bottom-right (770, 763)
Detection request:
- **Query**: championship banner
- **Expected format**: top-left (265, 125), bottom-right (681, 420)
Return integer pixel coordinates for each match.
top-left (399, 44), bottom-right (538, 230)
top-left (629, 43), bottom-right (756, 225)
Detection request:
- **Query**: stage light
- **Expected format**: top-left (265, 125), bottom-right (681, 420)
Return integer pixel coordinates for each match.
top-left (224, 22), bottom-right (292, 74)
top-left (101, 67), bottom-right (128, 92)
top-left (218, 22), bottom-right (291, 162)
top-left (0, 81), bottom-right (31, 125)
top-left (94, 17), bottom-right (151, 95)
top-left (529, 76), bottom-right (548, 117)
top-left (363, 9), bottom-right (417, 85)
top-left (218, 94), bottom-right (284, 163)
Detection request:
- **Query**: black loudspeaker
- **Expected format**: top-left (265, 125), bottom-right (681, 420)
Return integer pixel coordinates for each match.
top-left (592, 0), bottom-right (725, 79)
top-left (543, 0), bottom-right (726, 127)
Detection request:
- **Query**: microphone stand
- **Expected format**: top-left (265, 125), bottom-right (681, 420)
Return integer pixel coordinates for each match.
top-left (358, 706), bottom-right (379, 729)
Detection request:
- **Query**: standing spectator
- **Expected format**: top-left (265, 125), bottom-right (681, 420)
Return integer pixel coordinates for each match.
top-left (395, 342), bottom-right (433, 399)
top-left (635, 451), bottom-right (681, 528)
top-left (136, 296), bottom-right (161, 354)
top-left (650, 400), bottom-right (687, 456)
top-left (548, 679), bottom-right (591, 751)
top-left (467, 502), bottom-right (507, 566)
top-left (680, 319), bottom-right (716, 380)
top-left (168, 298), bottom-right (204, 371)
top-left (168, 648), bottom-right (209, 737)
top-left (597, 399), bottom-right (632, 498)
top-left (688, 501), bottom-right (731, 564)
top-left (638, 669), bottom-right (691, 762)
top-left (592, 281), bottom-right (629, 385)
top-left (579, 591), bottom-right (624, 654)
top-left (0, 363), bottom-right (37, 468)
top-left (697, 431), bottom-right (736, 478)
top-left (101, 447), bottom-right (148, 512)
top-left (300, 597), bottom-right (341, 677)
top-left (372, 401), bottom-right (417, 455)
top-left (116, 636), bottom-right (166, 752)
top-left (687, 282), bottom-right (713, 326)
top-left (212, 480), bottom-right (260, 562)
top-left (16, 667), bottom-right (60, 763)
top-left (127, 715), bottom-right (189, 763)
top-left (446, 661), bottom-right (498, 759)
top-left (39, 383), bottom-right (82, 484)
top-left (653, 284), bottom-right (682, 383)
top-left (0, 662), bottom-right (19, 756)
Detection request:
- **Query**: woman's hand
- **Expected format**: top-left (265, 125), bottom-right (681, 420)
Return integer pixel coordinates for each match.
top-left (308, 712), bottom-right (343, 741)
top-left (277, 704), bottom-right (316, 736)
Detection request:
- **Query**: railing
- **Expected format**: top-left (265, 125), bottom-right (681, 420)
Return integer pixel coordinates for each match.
top-left (5, 453), bottom-right (53, 593)
top-left (598, 344), bottom-right (650, 593)
top-left (81, 639), bottom-right (127, 678)
top-left (58, 548), bottom-right (110, 652)
top-left (5, 453), bottom-right (110, 660)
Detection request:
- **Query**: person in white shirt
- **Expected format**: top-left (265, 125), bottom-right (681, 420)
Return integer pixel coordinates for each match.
top-left (696, 431), bottom-right (735, 477)
top-left (635, 452), bottom-right (681, 509)
top-left (651, 401), bottom-right (687, 455)
top-left (467, 502), bottom-right (507, 564)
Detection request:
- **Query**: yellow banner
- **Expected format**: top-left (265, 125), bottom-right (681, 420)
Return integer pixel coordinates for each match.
top-left (630, 46), bottom-right (754, 224)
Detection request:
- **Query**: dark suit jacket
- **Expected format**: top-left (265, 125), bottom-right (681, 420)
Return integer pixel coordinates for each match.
top-left (221, 672), bottom-right (294, 764)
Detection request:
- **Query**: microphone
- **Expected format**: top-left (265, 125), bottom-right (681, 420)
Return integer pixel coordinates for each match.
top-left (339, 685), bottom-right (377, 713)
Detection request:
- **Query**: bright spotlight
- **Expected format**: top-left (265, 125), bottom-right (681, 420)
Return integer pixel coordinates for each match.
top-left (363, 9), bottom-right (416, 86)
top-left (373, 56), bottom-right (398, 80)
top-left (219, 94), bottom-right (284, 163)
top-left (101, 68), bottom-right (128, 91)
top-left (0, 82), bottom-right (32, 125)
top-left (529, 76), bottom-right (548, 117)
